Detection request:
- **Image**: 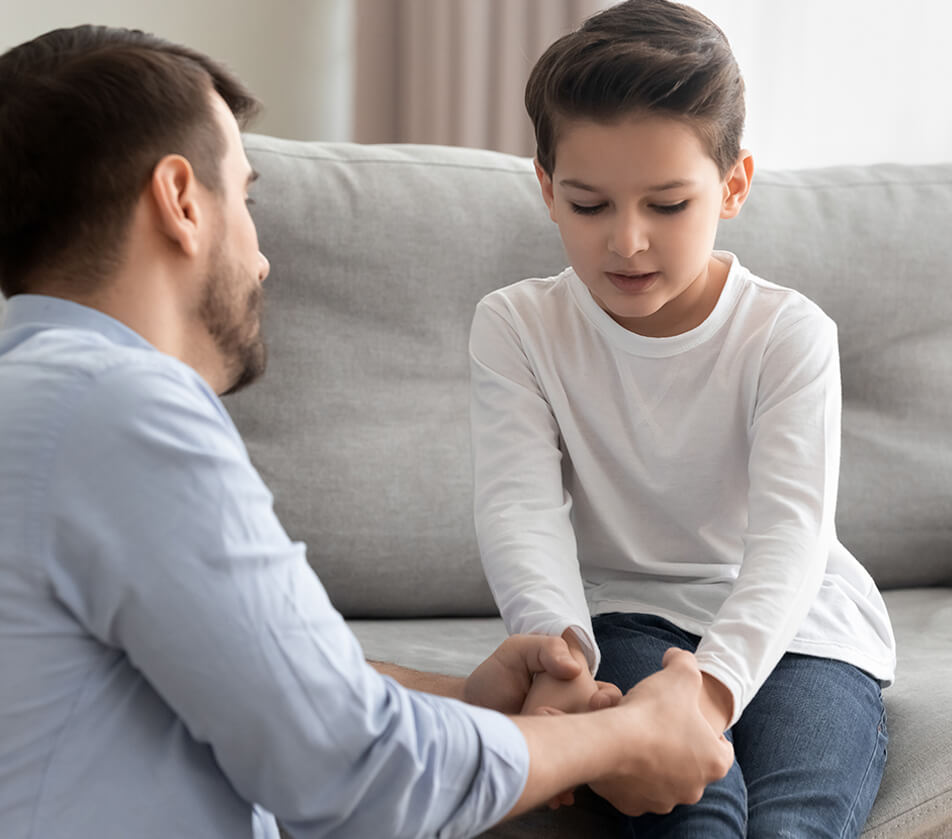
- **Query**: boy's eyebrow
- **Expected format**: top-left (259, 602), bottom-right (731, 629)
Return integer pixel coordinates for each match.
top-left (559, 178), bottom-right (695, 192)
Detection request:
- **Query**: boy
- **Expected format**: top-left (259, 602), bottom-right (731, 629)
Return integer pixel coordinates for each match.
top-left (470, 1), bottom-right (895, 835)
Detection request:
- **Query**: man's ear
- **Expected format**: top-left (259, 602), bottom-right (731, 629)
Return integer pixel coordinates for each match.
top-left (720, 151), bottom-right (754, 220)
top-left (534, 158), bottom-right (557, 221)
top-left (149, 154), bottom-right (203, 257)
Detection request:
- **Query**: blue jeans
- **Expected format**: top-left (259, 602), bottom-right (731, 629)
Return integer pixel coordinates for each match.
top-left (592, 613), bottom-right (888, 838)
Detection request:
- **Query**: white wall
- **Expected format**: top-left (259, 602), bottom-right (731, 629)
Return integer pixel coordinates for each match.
top-left (5, 0), bottom-right (951, 168)
top-left (0, 0), bottom-right (352, 141)
top-left (685, 0), bottom-right (952, 169)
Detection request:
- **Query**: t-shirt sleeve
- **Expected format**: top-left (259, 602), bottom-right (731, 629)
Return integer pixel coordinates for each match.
top-left (695, 310), bottom-right (843, 726)
top-left (470, 297), bottom-right (598, 670)
top-left (41, 361), bottom-right (528, 838)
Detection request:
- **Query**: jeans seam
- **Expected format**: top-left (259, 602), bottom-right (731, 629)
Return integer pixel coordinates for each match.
top-left (838, 703), bottom-right (887, 839)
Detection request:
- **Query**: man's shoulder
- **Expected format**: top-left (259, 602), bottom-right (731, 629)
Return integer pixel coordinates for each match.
top-left (10, 325), bottom-right (211, 402)
top-left (0, 325), bottom-right (226, 458)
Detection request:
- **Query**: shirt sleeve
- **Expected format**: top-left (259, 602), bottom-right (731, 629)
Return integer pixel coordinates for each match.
top-left (470, 299), bottom-right (599, 670)
top-left (694, 312), bottom-right (842, 726)
top-left (41, 361), bottom-right (528, 839)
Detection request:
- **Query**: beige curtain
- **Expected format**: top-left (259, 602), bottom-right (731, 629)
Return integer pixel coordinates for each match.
top-left (354, 0), bottom-right (612, 155)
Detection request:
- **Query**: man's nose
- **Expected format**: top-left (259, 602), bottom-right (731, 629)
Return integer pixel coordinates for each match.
top-left (258, 252), bottom-right (270, 283)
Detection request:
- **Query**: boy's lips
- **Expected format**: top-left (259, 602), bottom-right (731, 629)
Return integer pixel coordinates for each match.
top-left (605, 270), bottom-right (660, 293)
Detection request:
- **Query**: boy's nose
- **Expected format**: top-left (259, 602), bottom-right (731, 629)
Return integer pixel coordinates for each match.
top-left (258, 252), bottom-right (270, 283)
top-left (608, 217), bottom-right (648, 258)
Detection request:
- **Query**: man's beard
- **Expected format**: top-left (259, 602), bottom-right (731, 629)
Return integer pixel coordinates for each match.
top-left (198, 252), bottom-right (267, 396)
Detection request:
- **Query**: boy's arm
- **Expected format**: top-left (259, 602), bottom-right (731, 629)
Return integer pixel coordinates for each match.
top-left (470, 299), bottom-right (599, 674)
top-left (694, 313), bottom-right (843, 728)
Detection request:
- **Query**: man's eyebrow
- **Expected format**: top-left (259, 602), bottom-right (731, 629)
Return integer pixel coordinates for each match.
top-left (558, 178), bottom-right (695, 192)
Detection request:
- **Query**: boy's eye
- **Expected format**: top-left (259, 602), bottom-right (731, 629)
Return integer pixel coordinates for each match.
top-left (651, 200), bottom-right (688, 215)
top-left (570, 202), bottom-right (607, 216)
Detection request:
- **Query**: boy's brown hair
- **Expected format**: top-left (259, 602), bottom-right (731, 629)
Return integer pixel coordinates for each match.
top-left (526, 0), bottom-right (745, 178)
top-left (0, 25), bottom-right (260, 298)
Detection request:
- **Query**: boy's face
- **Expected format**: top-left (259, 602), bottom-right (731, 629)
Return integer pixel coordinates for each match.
top-left (536, 115), bottom-right (751, 337)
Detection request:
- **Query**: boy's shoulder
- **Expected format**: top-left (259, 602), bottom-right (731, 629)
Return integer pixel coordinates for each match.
top-left (478, 267), bottom-right (575, 309)
top-left (474, 267), bottom-right (582, 333)
top-left (733, 261), bottom-right (836, 338)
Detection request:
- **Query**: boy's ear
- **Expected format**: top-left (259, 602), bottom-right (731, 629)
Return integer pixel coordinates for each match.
top-left (149, 154), bottom-right (204, 258)
top-left (534, 158), bottom-right (557, 220)
top-left (720, 151), bottom-right (754, 220)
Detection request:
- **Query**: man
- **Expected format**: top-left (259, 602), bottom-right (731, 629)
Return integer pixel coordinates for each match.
top-left (0, 25), bottom-right (732, 839)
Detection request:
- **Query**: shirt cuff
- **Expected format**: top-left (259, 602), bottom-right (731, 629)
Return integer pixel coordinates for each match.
top-left (693, 654), bottom-right (745, 729)
top-left (440, 701), bottom-right (530, 839)
top-left (560, 622), bottom-right (601, 674)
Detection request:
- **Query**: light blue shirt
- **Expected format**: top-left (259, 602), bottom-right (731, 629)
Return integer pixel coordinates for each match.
top-left (0, 295), bottom-right (528, 839)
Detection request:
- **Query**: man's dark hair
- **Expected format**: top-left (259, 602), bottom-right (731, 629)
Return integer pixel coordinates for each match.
top-left (526, 0), bottom-right (745, 178)
top-left (0, 25), bottom-right (260, 298)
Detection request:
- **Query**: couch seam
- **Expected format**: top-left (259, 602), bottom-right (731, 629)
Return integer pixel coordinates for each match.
top-left (244, 145), bottom-right (537, 176)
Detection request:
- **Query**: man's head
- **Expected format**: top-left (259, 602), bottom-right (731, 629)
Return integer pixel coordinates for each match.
top-left (525, 0), bottom-right (745, 179)
top-left (0, 25), bottom-right (259, 298)
top-left (0, 25), bottom-right (270, 393)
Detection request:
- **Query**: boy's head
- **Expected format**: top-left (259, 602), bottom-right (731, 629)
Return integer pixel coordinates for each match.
top-left (0, 25), bottom-right (260, 298)
top-left (526, 0), bottom-right (745, 179)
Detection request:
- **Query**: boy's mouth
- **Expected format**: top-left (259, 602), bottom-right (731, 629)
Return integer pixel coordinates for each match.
top-left (605, 270), bottom-right (660, 293)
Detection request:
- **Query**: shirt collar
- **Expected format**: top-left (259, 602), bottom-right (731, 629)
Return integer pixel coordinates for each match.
top-left (0, 294), bottom-right (156, 352)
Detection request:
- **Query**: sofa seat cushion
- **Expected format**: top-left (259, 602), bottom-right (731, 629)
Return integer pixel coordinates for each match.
top-left (348, 587), bottom-right (952, 838)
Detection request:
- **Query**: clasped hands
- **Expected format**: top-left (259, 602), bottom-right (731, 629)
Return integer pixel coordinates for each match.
top-left (463, 631), bottom-right (733, 816)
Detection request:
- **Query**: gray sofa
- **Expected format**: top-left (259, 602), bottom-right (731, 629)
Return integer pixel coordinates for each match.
top-left (228, 135), bottom-right (952, 837)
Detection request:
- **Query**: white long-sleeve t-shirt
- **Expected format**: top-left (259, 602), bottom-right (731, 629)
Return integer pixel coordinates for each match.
top-left (470, 253), bottom-right (896, 726)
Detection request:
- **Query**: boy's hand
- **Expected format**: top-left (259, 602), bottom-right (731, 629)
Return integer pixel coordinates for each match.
top-left (521, 667), bottom-right (617, 715)
top-left (463, 633), bottom-right (587, 714)
top-left (521, 630), bottom-right (620, 715)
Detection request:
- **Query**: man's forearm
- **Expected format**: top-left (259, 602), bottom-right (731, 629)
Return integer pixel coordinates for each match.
top-left (505, 706), bottom-right (636, 818)
top-left (368, 660), bottom-right (465, 700)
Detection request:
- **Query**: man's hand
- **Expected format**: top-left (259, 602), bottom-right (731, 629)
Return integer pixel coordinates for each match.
top-left (464, 634), bottom-right (620, 715)
top-left (589, 648), bottom-right (734, 816)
